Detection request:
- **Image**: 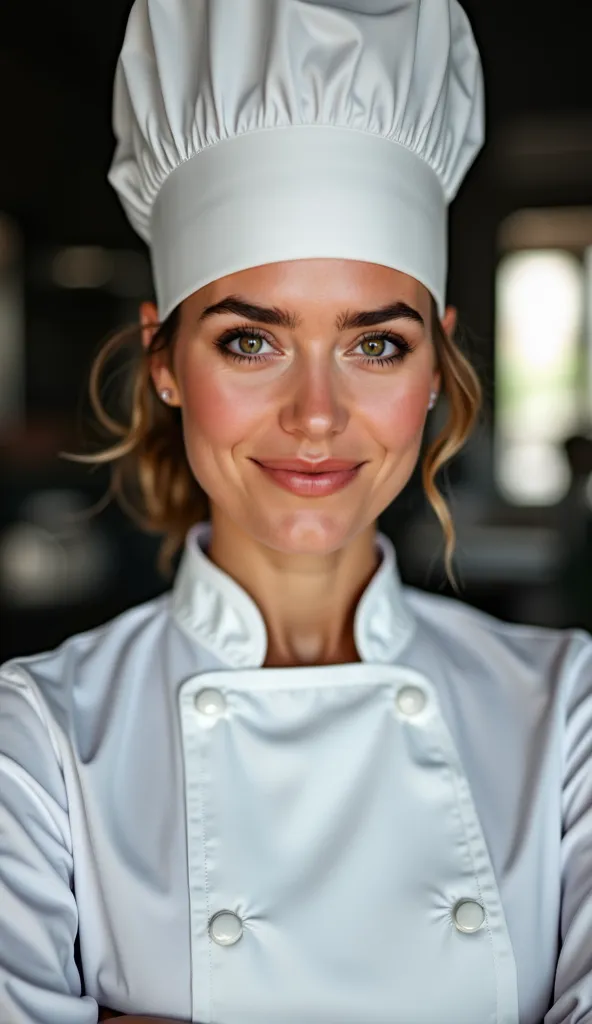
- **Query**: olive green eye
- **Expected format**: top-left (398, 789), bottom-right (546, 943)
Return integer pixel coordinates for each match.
top-left (214, 326), bottom-right (414, 367)
top-left (360, 337), bottom-right (387, 357)
top-left (238, 335), bottom-right (264, 355)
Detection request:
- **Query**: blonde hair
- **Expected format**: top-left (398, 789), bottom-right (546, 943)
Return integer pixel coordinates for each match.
top-left (63, 296), bottom-right (482, 589)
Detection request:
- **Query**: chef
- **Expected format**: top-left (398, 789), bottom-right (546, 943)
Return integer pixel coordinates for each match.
top-left (1, 1), bottom-right (591, 1022)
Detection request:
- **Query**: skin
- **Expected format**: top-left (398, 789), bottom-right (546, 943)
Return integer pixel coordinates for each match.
top-left (140, 258), bottom-right (456, 668)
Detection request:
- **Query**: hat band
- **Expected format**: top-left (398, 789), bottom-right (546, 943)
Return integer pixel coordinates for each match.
top-left (150, 124), bottom-right (448, 321)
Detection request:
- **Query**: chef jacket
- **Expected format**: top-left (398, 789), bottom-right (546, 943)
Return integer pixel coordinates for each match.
top-left (1, 519), bottom-right (591, 1024)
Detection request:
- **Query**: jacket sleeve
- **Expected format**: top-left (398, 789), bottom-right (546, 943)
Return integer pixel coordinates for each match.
top-left (0, 662), bottom-right (98, 1024)
top-left (544, 635), bottom-right (592, 1024)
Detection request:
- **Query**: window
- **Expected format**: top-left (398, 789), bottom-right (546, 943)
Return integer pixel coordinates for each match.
top-left (495, 208), bottom-right (592, 504)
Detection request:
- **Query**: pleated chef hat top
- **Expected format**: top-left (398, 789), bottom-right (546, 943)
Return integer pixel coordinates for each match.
top-left (108, 0), bottom-right (485, 321)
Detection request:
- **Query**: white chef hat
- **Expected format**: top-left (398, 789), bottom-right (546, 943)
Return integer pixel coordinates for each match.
top-left (108, 0), bottom-right (484, 321)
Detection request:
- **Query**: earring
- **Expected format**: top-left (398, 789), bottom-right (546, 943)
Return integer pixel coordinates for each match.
top-left (428, 390), bottom-right (438, 411)
top-left (159, 387), bottom-right (173, 403)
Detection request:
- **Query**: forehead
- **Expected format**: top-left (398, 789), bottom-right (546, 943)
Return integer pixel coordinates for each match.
top-left (186, 259), bottom-right (431, 320)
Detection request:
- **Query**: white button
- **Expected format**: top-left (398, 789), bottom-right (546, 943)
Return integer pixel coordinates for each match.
top-left (395, 685), bottom-right (427, 716)
top-left (195, 688), bottom-right (226, 718)
top-left (453, 899), bottom-right (485, 933)
top-left (209, 910), bottom-right (243, 946)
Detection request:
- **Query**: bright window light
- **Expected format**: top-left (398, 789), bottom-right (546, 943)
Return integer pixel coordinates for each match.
top-left (495, 249), bottom-right (583, 504)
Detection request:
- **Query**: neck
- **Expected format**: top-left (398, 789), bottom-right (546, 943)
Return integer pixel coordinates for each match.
top-left (206, 511), bottom-right (380, 668)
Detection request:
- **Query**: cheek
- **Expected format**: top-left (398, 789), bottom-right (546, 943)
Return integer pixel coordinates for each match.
top-left (362, 382), bottom-right (428, 453)
top-left (178, 367), bottom-right (258, 453)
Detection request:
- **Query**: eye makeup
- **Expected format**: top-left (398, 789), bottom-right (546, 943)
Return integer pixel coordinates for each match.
top-left (212, 326), bottom-right (414, 368)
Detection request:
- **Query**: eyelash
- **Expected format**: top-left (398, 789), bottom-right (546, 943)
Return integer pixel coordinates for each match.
top-left (213, 327), bottom-right (414, 367)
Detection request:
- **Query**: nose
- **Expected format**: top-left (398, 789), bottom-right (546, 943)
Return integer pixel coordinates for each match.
top-left (279, 357), bottom-right (349, 439)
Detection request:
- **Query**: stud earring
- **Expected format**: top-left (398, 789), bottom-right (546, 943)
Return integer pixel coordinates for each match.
top-left (428, 390), bottom-right (438, 411)
top-left (159, 387), bottom-right (173, 403)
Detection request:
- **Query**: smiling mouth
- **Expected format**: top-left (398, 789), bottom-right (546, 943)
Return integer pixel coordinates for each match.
top-left (253, 461), bottom-right (364, 474)
top-left (253, 461), bottom-right (364, 497)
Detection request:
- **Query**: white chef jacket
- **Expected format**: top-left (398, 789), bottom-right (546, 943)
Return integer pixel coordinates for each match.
top-left (1, 520), bottom-right (591, 1024)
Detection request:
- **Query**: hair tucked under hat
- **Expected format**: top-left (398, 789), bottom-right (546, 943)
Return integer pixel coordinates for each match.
top-left (108, 0), bottom-right (484, 320)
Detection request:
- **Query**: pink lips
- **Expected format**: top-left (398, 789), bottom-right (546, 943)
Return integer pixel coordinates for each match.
top-left (254, 460), bottom-right (363, 497)
top-left (256, 458), bottom-right (363, 473)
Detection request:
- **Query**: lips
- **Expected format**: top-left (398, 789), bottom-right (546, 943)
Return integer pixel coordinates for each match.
top-left (254, 459), bottom-right (363, 473)
top-left (255, 461), bottom-right (363, 497)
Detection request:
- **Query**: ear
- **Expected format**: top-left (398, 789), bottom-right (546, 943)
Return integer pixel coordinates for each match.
top-left (430, 304), bottom-right (457, 400)
top-left (140, 300), bottom-right (160, 352)
top-left (440, 304), bottom-right (457, 340)
top-left (139, 300), bottom-right (180, 406)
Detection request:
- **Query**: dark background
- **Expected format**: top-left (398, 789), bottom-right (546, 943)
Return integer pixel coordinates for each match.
top-left (1, 0), bottom-right (591, 662)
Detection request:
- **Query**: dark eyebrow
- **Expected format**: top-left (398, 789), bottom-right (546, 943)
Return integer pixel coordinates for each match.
top-left (196, 294), bottom-right (425, 331)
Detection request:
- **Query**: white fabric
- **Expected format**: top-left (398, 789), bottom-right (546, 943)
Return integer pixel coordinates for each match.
top-left (1, 521), bottom-right (592, 1023)
top-left (107, 0), bottom-right (485, 319)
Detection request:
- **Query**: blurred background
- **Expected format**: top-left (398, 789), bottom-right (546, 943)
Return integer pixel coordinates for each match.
top-left (0, 0), bottom-right (591, 662)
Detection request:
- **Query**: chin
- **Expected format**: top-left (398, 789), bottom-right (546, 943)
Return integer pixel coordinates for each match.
top-left (255, 512), bottom-right (368, 554)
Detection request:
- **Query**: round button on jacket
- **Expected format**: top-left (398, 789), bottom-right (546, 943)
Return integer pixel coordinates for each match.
top-left (395, 685), bottom-right (427, 716)
top-left (194, 688), bottom-right (226, 718)
top-left (208, 910), bottom-right (243, 946)
top-left (453, 899), bottom-right (485, 933)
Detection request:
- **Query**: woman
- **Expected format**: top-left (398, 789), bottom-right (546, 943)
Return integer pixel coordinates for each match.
top-left (1, 1), bottom-right (591, 1022)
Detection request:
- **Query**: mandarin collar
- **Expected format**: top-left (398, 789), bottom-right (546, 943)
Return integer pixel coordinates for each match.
top-left (171, 520), bottom-right (416, 668)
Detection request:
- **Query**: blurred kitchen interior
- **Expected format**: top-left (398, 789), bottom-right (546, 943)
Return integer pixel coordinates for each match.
top-left (1, 0), bottom-right (591, 662)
